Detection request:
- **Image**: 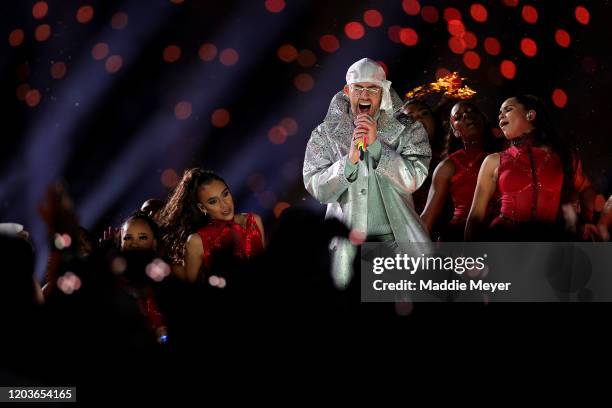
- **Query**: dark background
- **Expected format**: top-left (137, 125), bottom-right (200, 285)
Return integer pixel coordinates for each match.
top-left (1, 0), bottom-right (611, 277)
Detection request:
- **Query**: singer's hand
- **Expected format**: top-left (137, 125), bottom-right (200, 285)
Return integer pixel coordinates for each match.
top-left (354, 113), bottom-right (377, 146)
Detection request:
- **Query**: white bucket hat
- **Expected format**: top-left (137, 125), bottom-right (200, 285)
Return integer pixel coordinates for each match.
top-left (345, 58), bottom-right (393, 111)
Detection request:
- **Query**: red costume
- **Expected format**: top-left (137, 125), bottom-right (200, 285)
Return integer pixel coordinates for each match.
top-left (196, 213), bottom-right (263, 271)
top-left (491, 144), bottom-right (564, 229)
top-left (448, 148), bottom-right (487, 226)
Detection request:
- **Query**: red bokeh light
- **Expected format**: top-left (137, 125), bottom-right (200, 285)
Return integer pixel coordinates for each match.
top-left (319, 34), bottom-right (339, 53)
top-left (50, 61), bottom-right (67, 79)
top-left (484, 37), bottom-right (501, 55)
top-left (555, 29), bottom-right (571, 48)
top-left (463, 51), bottom-right (481, 69)
top-left (16, 84), bottom-right (31, 101)
top-left (279, 117), bottom-right (298, 136)
top-left (105, 55), bottom-right (123, 73)
top-left (211, 108), bottom-right (230, 127)
top-left (402, 0), bottom-right (420, 16)
top-left (344, 22), bottom-right (365, 40)
top-left (421, 6), bottom-right (439, 23)
top-left (8, 29), bottom-right (24, 47)
top-left (448, 36), bottom-right (466, 54)
top-left (161, 169), bottom-right (179, 188)
top-left (377, 60), bottom-right (388, 76)
top-left (575, 6), bottom-right (590, 25)
top-left (265, 0), bottom-right (285, 13)
top-left (174, 101), bottom-right (192, 120)
top-left (363, 9), bottom-right (383, 28)
top-left (163, 45), bottom-right (181, 63)
top-left (268, 126), bottom-right (288, 144)
top-left (294, 73), bottom-right (314, 92)
top-left (92, 42), bottom-right (109, 60)
top-left (76, 5), bottom-right (94, 24)
top-left (273, 202), bottom-right (291, 219)
top-left (297, 49), bottom-right (317, 67)
top-left (443, 7), bottom-right (462, 21)
top-left (35, 24), bottom-right (51, 42)
top-left (552, 89), bottom-right (568, 108)
top-left (277, 44), bottom-right (298, 62)
top-left (520, 38), bottom-right (537, 57)
top-left (470, 4), bottom-right (488, 23)
top-left (25, 89), bottom-right (41, 107)
top-left (502, 0), bottom-right (518, 6)
top-left (111, 12), bottom-right (128, 30)
top-left (32, 2), bottom-right (48, 19)
top-left (199, 43), bottom-right (217, 61)
top-left (500, 60), bottom-right (516, 79)
top-left (399, 28), bottom-right (418, 46)
top-left (219, 48), bottom-right (239, 66)
top-left (387, 25), bottom-right (401, 43)
top-left (463, 31), bottom-right (477, 49)
top-left (447, 19), bottom-right (465, 37)
top-left (521, 5), bottom-right (538, 24)
top-left (159, 169), bottom-right (180, 190)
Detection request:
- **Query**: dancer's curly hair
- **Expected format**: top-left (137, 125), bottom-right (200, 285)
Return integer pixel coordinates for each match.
top-left (155, 168), bottom-right (227, 264)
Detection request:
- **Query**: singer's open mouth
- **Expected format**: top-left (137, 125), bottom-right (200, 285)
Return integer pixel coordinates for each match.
top-left (358, 101), bottom-right (371, 114)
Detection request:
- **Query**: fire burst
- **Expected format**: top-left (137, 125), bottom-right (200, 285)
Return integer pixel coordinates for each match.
top-left (405, 72), bottom-right (476, 100)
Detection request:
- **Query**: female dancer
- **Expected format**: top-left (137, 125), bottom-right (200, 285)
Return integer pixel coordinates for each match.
top-left (420, 101), bottom-right (497, 240)
top-left (156, 169), bottom-right (264, 282)
top-left (465, 95), bottom-right (594, 241)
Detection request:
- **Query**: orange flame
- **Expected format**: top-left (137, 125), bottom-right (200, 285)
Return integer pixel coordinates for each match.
top-left (405, 72), bottom-right (476, 100)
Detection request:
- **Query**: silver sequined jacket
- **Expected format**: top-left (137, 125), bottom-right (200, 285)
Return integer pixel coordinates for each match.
top-left (303, 90), bottom-right (432, 288)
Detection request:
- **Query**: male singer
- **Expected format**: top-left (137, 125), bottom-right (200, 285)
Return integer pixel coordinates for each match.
top-left (303, 58), bottom-right (432, 288)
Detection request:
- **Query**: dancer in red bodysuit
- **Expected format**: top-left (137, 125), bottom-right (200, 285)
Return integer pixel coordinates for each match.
top-left (421, 101), bottom-right (498, 241)
top-left (465, 95), bottom-right (594, 241)
top-left (156, 169), bottom-right (264, 282)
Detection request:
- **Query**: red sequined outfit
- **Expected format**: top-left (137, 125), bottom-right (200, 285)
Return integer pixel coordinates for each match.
top-left (196, 213), bottom-right (263, 270)
top-left (448, 148), bottom-right (487, 226)
top-left (491, 143), bottom-right (564, 229)
top-left (119, 278), bottom-right (167, 343)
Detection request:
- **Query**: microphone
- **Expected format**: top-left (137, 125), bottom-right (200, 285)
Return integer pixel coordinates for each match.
top-left (357, 135), bottom-right (367, 161)
top-left (354, 116), bottom-right (369, 161)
